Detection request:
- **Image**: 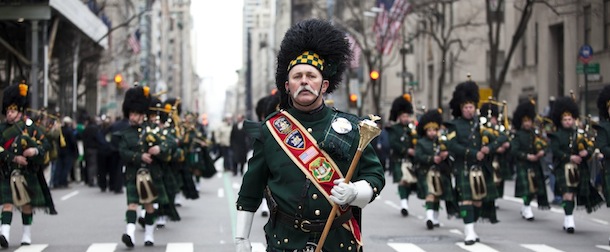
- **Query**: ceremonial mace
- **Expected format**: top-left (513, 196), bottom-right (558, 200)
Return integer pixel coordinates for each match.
top-left (315, 115), bottom-right (382, 252)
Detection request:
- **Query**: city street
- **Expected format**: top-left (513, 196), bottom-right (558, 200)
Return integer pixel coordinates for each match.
top-left (2, 158), bottom-right (610, 252)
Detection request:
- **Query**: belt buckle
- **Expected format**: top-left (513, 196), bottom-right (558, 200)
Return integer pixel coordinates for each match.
top-left (299, 219), bottom-right (311, 233)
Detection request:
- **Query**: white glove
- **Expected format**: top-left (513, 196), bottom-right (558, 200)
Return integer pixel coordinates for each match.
top-left (235, 237), bottom-right (252, 252)
top-left (330, 179), bottom-right (358, 205)
top-left (330, 179), bottom-right (374, 208)
top-left (235, 210), bottom-right (254, 252)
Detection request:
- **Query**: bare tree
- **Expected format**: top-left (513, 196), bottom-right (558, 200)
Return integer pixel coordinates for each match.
top-left (487, 0), bottom-right (578, 97)
top-left (410, 0), bottom-right (485, 109)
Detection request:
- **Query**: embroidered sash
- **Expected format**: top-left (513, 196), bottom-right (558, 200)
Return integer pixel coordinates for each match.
top-left (266, 111), bottom-right (362, 244)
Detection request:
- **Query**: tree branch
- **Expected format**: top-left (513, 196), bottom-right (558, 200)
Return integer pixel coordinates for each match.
top-left (95, 9), bottom-right (147, 44)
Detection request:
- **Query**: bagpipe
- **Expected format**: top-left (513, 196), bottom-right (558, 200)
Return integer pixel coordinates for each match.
top-left (427, 134), bottom-right (449, 196)
top-left (2, 120), bottom-right (41, 207)
top-left (479, 97), bottom-right (511, 185)
top-left (135, 120), bottom-right (166, 204)
top-left (26, 108), bottom-right (66, 164)
top-left (182, 121), bottom-right (217, 178)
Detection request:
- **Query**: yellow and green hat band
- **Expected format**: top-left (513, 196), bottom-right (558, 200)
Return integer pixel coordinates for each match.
top-left (288, 51), bottom-right (324, 72)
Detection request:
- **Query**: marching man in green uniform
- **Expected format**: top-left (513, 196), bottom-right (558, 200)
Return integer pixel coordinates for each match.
top-left (388, 94), bottom-right (417, 216)
top-left (549, 96), bottom-right (603, 234)
top-left (0, 82), bottom-right (53, 247)
top-left (510, 100), bottom-right (550, 221)
top-left (594, 85), bottom-right (610, 244)
top-left (414, 109), bottom-right (452, 230)
top-left (445, 81), bottom-right (488, 245)
top-left (118, 85), bottom-right (171, 247)
top-left (235, 19), bottom-right (385, 252)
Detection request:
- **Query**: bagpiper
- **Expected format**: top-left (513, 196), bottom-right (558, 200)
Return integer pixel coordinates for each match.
top-left (548, 96), bottom-right (603, 234)
top-left (388, 94), bottom-right (417, 217)
top-left (594, 85), bottom-right (610, 244)
top-left (445, 80), bottom-right (488, 245)
top-left (414, 108), bottom-right (453, 229)
top-left (0, 82), bottom-right (53, 247)
top-left (510, 100), bottom-right (550, 221)
top-left (118, 85), bottom-right (172, 247)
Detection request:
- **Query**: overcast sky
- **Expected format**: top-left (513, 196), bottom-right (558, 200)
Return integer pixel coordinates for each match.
top-left (190, 1), bottom-right (244, 127)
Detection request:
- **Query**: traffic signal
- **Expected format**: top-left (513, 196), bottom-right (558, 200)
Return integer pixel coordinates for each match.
top-left (349, 93), bottom-right (358, 108)
top-left (370, 70), bottom-right (379, 80)
top-left (114, 74), bottom-right (123, 88)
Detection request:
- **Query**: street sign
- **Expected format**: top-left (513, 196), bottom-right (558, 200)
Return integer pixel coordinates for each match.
top-left (576, 63), bottom-right (600, 74)
top-left (408, 81), bottom-right (418, 86)
top-left (579, 44), bottom-right (593, 64)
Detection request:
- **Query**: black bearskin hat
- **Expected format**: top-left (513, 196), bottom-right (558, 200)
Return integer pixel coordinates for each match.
top-left (389, 94), bottom-right (413, 122)
top-left (512, 100), bottom-right (537, 130)
top-left (550, 96), bottom-right (579, 127)
top-left (2, 82), bottom-right (29, 115)
top-left (275, 19), bottom-right (351, 109)
top-left (449, 81), bottom-right (479, 118)
top-left (122, 85), bottom-right (151, 118)
top-left (164, 97), bottom-right (181, 116)
top-left (480, 101), bottom-right (499, 118)
top-left (255, 93), bottom-right (280, 121)
top-left (597, 85), bottom-right (610, 120)
top-left (417, 109), bottom-right (443, 137)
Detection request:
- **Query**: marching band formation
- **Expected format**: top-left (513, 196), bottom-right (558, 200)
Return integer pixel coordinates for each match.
top-left (388, 76), bottom-right (610, 246)
top-left (0, 81), bottom-right (217, 248)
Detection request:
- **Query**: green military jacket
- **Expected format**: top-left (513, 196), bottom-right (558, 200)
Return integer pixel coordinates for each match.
top-left (118, 121), bottom-right (172, 204)
top-left (388, 122), bottom-right (414, 160)
top-left (236, 106), bottom-right (385, 251)
top-left (445, 117), bottom-right (482, 171)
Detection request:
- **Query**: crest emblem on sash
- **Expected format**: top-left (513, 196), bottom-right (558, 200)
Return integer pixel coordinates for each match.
top-left (285, 130), bottom-right (305, 149)
top-left (309, 157), bottom-right (334, 182)
top-left (273, 117), bottom-right (292, 134)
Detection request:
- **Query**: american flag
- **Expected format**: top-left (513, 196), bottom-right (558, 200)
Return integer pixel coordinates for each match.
top-left (374, 0), bottom-right (412, 55)
top-left (127, 30), bottom-right (141, 54)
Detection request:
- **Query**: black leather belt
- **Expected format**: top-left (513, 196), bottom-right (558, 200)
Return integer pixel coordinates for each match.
top-left (276, 209), bottom-right (353, 233)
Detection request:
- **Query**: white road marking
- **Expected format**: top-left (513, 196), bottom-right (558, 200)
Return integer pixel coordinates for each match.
top-left (86, 243), bottom-right (117, 252)
top-left (456, 242), bottom-right (500, 252)
top-left (388, 242), bottom-right (426, 252)
top-left (596, 245), bottom-right (610, 251)
top-left (61, 191), bottom-right (79, 201)
top-left (591, 218), bottom-right (609, 225)
top-left (218, 188), bottom-right (224, 198)
top-left (449, 228), bottom-right (463, 236)
top-left (166, 243), bottom-right (193, 252)
top-left (521, 244), bottom-right (564, 252)
top-left (252, 242), bottom-right (266, 252)
top-left (14, 244), bottom-right (48, 252)
top-left (385, 200), bottom-right (402, 210)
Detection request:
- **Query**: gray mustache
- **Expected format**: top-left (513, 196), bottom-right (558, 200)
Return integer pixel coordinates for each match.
top-left (293, 85), bottom-right (319, 99)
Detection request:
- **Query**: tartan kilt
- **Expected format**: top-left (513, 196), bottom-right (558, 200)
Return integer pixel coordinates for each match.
top-left (416, 167), bottom-right (455, 202)
top-left (454, 165), bottom-right (496, 201)
top-left (125, 168), bottom-right (169, 205)
top-left (554, 161), bottom-right (604, 212)
top-left (514, 164), bottom-right (547, 200)
top-left (0, 169), bottom-right (46, 207)
top-left (552, 162), bottom-right (576, 195)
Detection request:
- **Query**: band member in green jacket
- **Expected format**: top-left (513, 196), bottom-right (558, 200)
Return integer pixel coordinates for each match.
top-left (510, 100), bottom-right (550, 221)
top-left (234, 19), bottom-right (385, 252)
top-left (118, 85), bottom-right (171, 247)
top-left (445, 80), bottom-right (488, 245)
top-left (549, 96), bottom-right (603, 234)
top-left (414, 109), bottom-right (452, 230)
top-left (0, 82), bottom-right (53, 247)
top-left (388, 94), bottom-right (417, 217)
top-left (594, 85), bottom-right (610, 245)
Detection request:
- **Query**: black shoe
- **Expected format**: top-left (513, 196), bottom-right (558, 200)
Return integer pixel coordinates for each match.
top-left (122, 234), bottom-right (134, 248)
top-left (144, 241), bottom-right (154, 246)
top-left (20, 242), bottom-right (30, 246)
top-left (464, 240), bottom-right (475, 245)
top-left (565, 227), bottom-right (574, 234)
top-left (156, 224), bottom-right (165, 228)
top-left (426, 220), bottom-right (434, 230)
top-left (0, 235), bottom-right (8, 248)
top-left (401, 209), bottom-right (409, 217)
top-left (261, 211), bottom-right (269, 217)
top-left (433, 223), bottom-right (441, 227)
top-left (476, 238), bottom-right (480, 242)
top-left (138, 217), bottom-right (145, 229)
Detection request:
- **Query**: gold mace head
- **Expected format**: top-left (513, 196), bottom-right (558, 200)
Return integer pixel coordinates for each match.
top-left (357, 114), bottom-right (382, 150)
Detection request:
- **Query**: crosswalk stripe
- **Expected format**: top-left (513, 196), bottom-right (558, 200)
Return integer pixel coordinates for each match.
top-left (455, 242), bottom-right (500, 252)
top-left (86, 243), bottom-right (117, 252)
top-left (14, 244), bottom-right (48, 252)
top-left (166, 242), bottom-right (193, 252)
top-left (388, 242), bottom-right (426, 252)
top-left (597, 245), bottom-right (610, 251)
top-left (252, 242), bottom-right (266, 252)
top-left (521, 244), bottom-right (564, 252)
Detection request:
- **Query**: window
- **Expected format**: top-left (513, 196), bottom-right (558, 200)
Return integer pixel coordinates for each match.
top-left (584, 5), bottom-right (592, 44)
top-left (605, 0), bottom-right (610, 48)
